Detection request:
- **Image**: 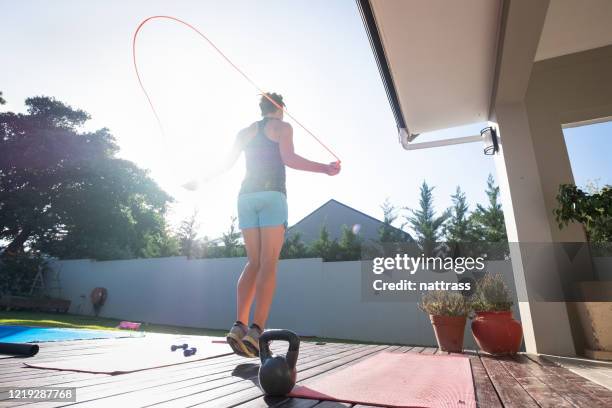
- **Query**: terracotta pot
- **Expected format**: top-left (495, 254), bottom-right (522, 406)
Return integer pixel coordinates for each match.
top-left (471, 311), bottom-right (523, 355)
top-left (430, 315), bottom-right (467, 353)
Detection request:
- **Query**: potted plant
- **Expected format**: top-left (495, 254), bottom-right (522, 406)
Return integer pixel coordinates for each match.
top-left (419, 290), bottom-right (470, 353)
top-left (471, 273), bottom-right (522, 355)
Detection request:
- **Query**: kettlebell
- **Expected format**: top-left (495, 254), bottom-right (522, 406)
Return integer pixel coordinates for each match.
top-left (258, 329), bottom-right (300, 396)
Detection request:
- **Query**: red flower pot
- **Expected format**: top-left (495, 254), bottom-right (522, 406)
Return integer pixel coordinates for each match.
top-left (471, 311), bottom-right (523, 355)
top-left (430, 315), bottom-right (467, 353)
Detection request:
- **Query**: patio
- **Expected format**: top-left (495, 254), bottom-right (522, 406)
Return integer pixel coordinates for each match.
top-left (1, 335), bottom-right (612, 407)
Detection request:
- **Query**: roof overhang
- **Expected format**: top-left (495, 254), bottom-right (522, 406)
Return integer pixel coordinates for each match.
top-left (357, 0), bottom-right (612, 140)
top-left (358, 0), bottom-right (503, 135)
top-left (535, 0), bottom-right (612, 61)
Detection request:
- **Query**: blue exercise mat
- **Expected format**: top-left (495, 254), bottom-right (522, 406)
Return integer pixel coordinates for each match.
top-left (0, 325), bottom-right (144, 343)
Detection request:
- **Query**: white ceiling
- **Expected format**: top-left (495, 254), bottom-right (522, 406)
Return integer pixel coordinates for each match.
top-left (535, 0), bottom-right (612, 61)
top-left (370, 0), bottom-right (502, 134)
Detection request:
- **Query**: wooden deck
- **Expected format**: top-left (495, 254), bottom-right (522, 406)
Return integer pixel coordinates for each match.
top-left (1, 335), bottom-right (612, 407)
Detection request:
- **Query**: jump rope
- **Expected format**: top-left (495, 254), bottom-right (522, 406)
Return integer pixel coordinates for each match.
top-left (132, 15), bottom-right (341, 165)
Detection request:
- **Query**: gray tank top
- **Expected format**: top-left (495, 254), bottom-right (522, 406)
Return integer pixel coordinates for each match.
top-left (239, 117), bottom-right (287, 195)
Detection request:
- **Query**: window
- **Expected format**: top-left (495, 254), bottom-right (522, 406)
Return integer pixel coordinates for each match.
top-left (563, 120), bottom-right (612, 191)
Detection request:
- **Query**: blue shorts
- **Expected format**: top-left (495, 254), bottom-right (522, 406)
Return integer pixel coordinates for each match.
top-left (237, 191), bottom-right (288, 230)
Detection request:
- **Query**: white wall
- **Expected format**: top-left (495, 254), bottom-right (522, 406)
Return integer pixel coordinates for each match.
top-left (47, 257), bottom-right (519, 348)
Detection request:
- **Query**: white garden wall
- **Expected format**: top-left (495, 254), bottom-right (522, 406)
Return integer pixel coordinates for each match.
top-left (47, 257), bottom-right (519, 348)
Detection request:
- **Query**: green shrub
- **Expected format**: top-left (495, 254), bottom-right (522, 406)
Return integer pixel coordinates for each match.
top-left (471, 273), bottom-right (513, 312)
top-left (554, 183), bottom-right (612, 243)
top-left (0, 253), bottom-right (47, 296)
top-left (280, 233), bottom-right (311, 259)
top-left (419, 290), bottom-right (470, 317)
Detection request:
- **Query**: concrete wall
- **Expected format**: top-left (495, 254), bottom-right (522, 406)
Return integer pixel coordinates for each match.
top-left (516, 45), bottom-right (612, 355)
top-left (492, 40), bottom-right (612, 355)
top-left (594, 257), bottom-right (612, 281)
top-left (525, 45), bottom-right (612, 242)
top-left (47, 257), bottom-right (519, 348)
top-left (493, 100), bottom-right (577, 355)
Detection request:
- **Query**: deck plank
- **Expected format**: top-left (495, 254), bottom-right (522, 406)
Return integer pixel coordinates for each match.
top-left (179, 345), bottom-right (397, 408)
top-left (1, 334), bottom-right (611, 408)
top-left (479, 353), bottom-right (539, 408)
top-left (527, 354), bottom-right (612, 406)
top-left (0, 340), bottom-right (326, 386)
top-left (0, 341), bottom-right (300, 391)
top-left (497, 355), bottom-right (575, 407)
top-left (2, 342), bottom-right (353, 407)
top-left (232, 345), bottom-right (391, 408)
top-left (273, 398), bottom-right (320, 408)
top-left (32, 343), bottom-right (360, 407)
top-left (468, 355), bottom-right (503, 408)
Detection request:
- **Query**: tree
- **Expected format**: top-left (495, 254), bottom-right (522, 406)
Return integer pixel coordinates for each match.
top-left (554, 183), bottom-right (611, 243)
top-left (0, 252), bottom-right (47, 296)
top-left (199, 236), bottom-right (220, 259)
top-left (177, 209), bottom-right (201, 259)
top-left (194, 218), bottom-right (246, 259)
top-left (220, 216), bottom-right (244, 257)
top-left (378, 199), bottom-right (409, 243)
top-left (338, 225), bottom-right (362, 261)
top-left (280, 233), bottom-right (310, 259)
top-left (445, 187), bottom-right (472, 242)
top-left (139, 226), bottom-right (180, 258)
top-left (443, 186), bottom-right (476, 257)
top-left (0, 96), bottom-right (175, 260)
top-left (405, 181), bottom-right (450, 256)
top-left (309, 226), bottom-right (341, 261)
top-left (470, 175), bottom-right (507, 242)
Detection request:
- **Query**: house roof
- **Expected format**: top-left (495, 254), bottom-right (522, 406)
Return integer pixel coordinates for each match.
top-left (287, 199), bottom-right (412, 241)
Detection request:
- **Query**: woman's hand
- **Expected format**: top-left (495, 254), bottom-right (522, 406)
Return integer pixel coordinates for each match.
top-left (325, 161), bottom-right (341, 176)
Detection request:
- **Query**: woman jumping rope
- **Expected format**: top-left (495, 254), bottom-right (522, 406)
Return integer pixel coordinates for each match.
top-left (184, 93), bottom-right (340, 357)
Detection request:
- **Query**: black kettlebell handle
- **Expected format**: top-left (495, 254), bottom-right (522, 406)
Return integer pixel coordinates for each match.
top-left (259, 329), bottom-right (300, 369)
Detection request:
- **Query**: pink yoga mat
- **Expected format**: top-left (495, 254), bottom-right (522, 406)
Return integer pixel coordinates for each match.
top-left (290, 352), bottom-right (476, 408)
top-left (25, 338), bottom-right (233, 375)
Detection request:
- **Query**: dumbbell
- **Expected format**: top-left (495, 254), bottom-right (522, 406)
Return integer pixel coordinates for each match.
top-left (183, 347), bottom-right (197, 357)
top-left (171, 343), bottom-right (188, 352)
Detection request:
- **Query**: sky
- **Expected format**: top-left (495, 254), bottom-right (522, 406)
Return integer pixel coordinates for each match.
top-left (563, 121), bottom-right (612, 190)
top-left (1, 0), bottom-right (608, 239)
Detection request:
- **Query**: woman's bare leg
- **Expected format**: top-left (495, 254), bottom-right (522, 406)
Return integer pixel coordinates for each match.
top-left (253, 225), bottom-right (285, 329)
top-left (237, 227), bottom-right (261, 324)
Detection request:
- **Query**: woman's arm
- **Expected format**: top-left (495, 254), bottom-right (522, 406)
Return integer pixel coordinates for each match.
top-left (278, 122), bottom-right (340, 175)
top-left (183, 126), bottom-right (252, 190)
top-left (216, 127), bottom-right (249, 174)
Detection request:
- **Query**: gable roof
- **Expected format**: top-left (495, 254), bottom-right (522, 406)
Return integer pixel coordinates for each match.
top-left (287, 199), bottom-right (412, 241)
